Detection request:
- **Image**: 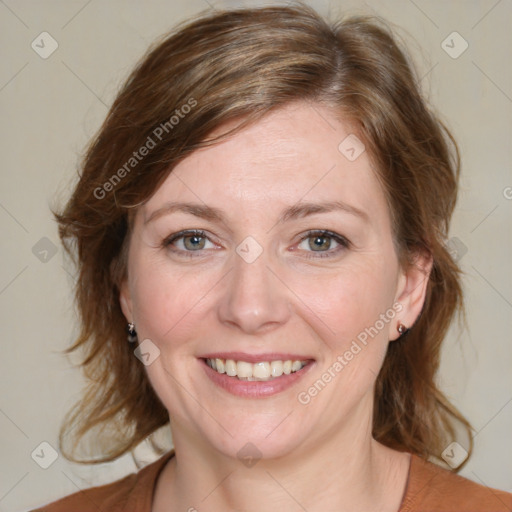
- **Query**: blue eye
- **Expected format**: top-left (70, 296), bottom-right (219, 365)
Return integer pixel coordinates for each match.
top-left (162, 229), bottom-right (350, 260)
top-left (163, 230), bottom-right (216, 256)
top-left (297, 230), bottom-right (349, 258)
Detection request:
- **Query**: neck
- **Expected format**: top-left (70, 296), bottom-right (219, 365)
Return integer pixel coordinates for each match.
top-left (154, 418), bottom-right (410, 512)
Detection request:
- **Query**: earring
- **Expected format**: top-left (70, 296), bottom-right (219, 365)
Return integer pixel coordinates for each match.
top-left (127, 322), bottom-right (138, 343)
top-left (397, 323), bottom-right (407, 336)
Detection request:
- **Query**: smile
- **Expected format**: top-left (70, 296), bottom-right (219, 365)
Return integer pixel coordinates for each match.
top-left (205, 358), bottom-right (308, 381)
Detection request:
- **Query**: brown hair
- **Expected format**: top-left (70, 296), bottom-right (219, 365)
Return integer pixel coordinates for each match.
top-left (55, 2), bottom-right (471, 465)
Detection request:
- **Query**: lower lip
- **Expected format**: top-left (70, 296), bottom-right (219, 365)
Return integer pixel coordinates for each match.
top-left (201, 359), bottom-right (315, 398)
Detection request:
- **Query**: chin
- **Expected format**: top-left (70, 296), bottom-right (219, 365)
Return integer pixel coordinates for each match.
top-left (209, 426), bottom-right (307, 463)
top-left (187, 403), bottom-right (317, 464)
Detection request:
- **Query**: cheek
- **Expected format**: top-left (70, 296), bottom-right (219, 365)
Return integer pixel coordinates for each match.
top-left (127, 252), bottom-right (213, 343)
top-left (293, 264), bottom-right (398, 407)
top-left (292, 260), bottom-right (398, 349)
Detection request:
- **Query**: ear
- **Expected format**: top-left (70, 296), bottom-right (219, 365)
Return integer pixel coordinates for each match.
top-left (391, 250), bottom-right (433, 341)
top-left (119, 279), bottom-right (134, 323)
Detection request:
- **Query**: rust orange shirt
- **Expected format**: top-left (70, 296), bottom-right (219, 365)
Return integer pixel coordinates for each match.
top-left (31, 451), bottom-right (512, 511)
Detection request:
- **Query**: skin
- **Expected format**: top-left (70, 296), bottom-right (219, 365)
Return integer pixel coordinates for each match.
top-left (120, 101), bottom-right (432, 512)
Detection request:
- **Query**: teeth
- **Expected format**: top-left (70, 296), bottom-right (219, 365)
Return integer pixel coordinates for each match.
top-left (215, 358), bottom-right (225, 373)
top-left (206, 358), bottom-right (307, 380)
top-left (291, 360), bottom-right (302, 372)
top-left (236, 361), bottom-right (253, 378)
top-left (253, 361), bottom-right (270, 379)
top-left (271, 361), bottom-right (283, 377)
top-left (225, 359), bottom-right (237, 377)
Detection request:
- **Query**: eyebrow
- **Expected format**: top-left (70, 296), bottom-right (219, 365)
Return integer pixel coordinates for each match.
top-left (144, 200), bottom-right (369, 226)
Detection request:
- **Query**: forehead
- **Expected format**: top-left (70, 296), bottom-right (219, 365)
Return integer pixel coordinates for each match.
top-left (141, 102), bottom-right (388, 224)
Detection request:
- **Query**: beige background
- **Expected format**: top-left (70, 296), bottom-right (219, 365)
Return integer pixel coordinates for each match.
top-left (1, 0), bottom-right (511, 510)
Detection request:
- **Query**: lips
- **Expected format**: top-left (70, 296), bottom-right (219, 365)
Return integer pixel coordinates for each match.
top-left (200, 353), bottom-right (315, 398)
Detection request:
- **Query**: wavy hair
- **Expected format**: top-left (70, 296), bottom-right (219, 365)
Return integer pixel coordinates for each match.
top-left (55, 2), bottom-right (471, 465)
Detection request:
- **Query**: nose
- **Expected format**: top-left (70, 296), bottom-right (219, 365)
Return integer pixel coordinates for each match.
top-left (217, 248), bottom-right (291, 335)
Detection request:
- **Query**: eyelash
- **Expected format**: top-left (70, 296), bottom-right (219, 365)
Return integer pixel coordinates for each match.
top-left (162, 229), bottom-right (350, 259)
top-left (297, 230), bottom-right (350, 259)
top-left (162, 230), bottom-right (212, 258)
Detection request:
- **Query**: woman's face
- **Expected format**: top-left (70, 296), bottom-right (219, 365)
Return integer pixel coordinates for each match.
top-left (121, 101), bottom-right (428, 460)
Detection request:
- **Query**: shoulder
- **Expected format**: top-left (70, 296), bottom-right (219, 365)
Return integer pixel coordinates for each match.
top-left (400, 454), bottom-right (512, 512)
top-left (29, 472), bottom-right (138, 512)
top-left (29, 451), bottom-right (174, 512)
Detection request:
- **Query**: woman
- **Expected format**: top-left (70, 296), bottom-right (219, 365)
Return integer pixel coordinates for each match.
top-left (32, 3), bottom-right (512, 511)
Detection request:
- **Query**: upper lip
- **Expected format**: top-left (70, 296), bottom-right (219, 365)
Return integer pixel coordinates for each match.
top-left (200, 352), bottom-right (315, 363)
